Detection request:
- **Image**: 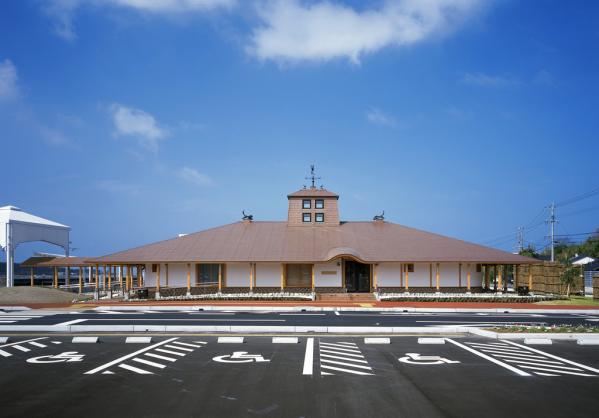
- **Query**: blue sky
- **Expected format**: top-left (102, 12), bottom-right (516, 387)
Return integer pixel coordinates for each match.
top-left (1, 0), bottom-right (598, 261)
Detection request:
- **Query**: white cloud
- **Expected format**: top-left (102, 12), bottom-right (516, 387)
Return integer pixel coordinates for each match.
top-left (39, 126), bottom-right (71, 147)
top-left (460, 72), bottom-right (520, 87)
top-left (110, 103), bottom-right (168, 153)
top-left (366, 107), bottom-right (396, 127)
top-left (0, 59), bottom-right (19, 101)
top-left (177, 166), bottom-right (213, 186)
top-left (249, 0), bottom-right (483, 64)
top-left (44, 0), bottom-right (236, 40)
top-left (96, 179), bottom-right (141, 196)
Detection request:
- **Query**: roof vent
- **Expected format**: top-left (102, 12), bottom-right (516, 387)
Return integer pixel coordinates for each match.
top-left (242, 210), bottom-right (253, 222)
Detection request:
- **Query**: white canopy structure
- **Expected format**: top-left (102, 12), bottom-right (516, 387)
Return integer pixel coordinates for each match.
top-left (0, 206), bottom-right (70, 287)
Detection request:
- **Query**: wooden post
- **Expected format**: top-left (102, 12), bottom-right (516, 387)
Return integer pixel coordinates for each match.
top-left (515, 265), bottom-right (520, 288)
top-left (186, 263), bottom-right (191, 294)
top-left (165, 263), bottom-right (169, 288)
top-left (404, 264), bottom-right (409, 291)
top-left (95, 265), bottom-right (99, 289)
top-left (107, 265), bottom-right (112, 291)
top-left (53, 267), bottom-right (58, 288)
top-left (249, 263), bottom-right (253, 291)
top-left (467, 264), bottom-right (471, 292)
top-left (429, 263), bottom-right (432, 288)
top-left (458, 263), bottom-right (462, 288)
top-left (102, 266), bottom-right (106, 290)
top-left (30, 267), bottom-right (34, 287)
top-left (218, 264), bottom-right (222, 292)
top-left (528, 267), bottom-right (533, 291)
top-left (156, 264), bottom-right (161, 292)
top-left (373, 264), bottom-right (378, 290)
top-left (119, 266), bottom-right (123, 290)
top-left (484, 266), bottom-right (490, 289)
top-left (435, 263), bottom-right (440, 292)
top-left (497, 265), bottom-right (503, 292)
top-left (311, 264), bottom-right (315, 291)
top-left (280, 264), bottom-right (285, 291)
top-left (78, 267), bottom-right (83, 293)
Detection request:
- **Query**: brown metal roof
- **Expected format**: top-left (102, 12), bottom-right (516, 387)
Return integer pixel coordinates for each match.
top-left (287, 188), bottom-right (339, 198)
top-left (19, 256), bottom-right (56, 267)
top-left (93, 221), bottom-right (537, 265)
top-left (37, 257), bottom-right (94, 267)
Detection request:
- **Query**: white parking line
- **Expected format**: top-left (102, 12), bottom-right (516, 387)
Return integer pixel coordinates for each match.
top-left (320, 353), bottom-right (369, 364)
top-left (502, 340), bottom-right (599, 374)
top-left (12, 345), bottom-right (31, 352)
top-left (445, 339), bottom-right (531, 377)
top-left (319, 349), bottom-right (364, 359)
top-left (145, 353), bottom-right (177, 362)
top-left (119, 363), bottom-right (153, 374)
top-left (155, 348), bottom-right (186, 357)
top-left (164, 344), bottom-right (193, 352)
top-left (133, 357), bottom-right (166, 369)
top-left (54, 319), bottom-right (87, 326)
top-left (320, 364), bottom-right (373, 376)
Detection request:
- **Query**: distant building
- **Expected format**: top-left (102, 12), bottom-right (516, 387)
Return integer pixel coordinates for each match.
top-left (94, 170), bottom-right (535, 296)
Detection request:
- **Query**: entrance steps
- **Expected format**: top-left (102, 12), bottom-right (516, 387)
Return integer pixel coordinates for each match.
top-left (316, 293), bottom-right (376, 303)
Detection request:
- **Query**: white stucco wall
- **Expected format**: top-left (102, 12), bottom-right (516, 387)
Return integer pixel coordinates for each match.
top-left (145, 263), bottom-right (192, 287)
top-left (376, 263), bottom-right (401, 287)
top-left (314, 262), bottom-right (342, 287)
top-left (255, 263), bottom-right (281, 287)
top-left (226, 263), bottom-right (251, 287)
top-left (408, 263), bottom-right (432, 287)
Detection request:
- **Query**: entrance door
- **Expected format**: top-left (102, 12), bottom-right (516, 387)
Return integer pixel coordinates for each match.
top-left (345, 261), bottom-right (371, 293)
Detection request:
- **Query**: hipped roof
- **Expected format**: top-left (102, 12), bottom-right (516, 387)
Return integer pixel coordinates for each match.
top-left (93, 221), bottom-right (537, 265)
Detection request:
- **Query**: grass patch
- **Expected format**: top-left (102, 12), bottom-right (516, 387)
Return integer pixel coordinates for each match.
top-left (535, 295), bottom-right (599, 306)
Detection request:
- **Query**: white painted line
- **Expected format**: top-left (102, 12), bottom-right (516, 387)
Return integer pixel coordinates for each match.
top-left (336, 342), bottom-right (357, 346)
top-left (334, 311), bottom-right (340, 316)
top-left (320, 359), bottom-right (373, 370)
top-left (12, 345), bottom-right (31, 352)
top-left (0, 321), bottom-right (16, 323)
top-left (72, 336), bottom-right (99, 344)
top-left (502, 340), bottom-right (599, 374)
top-left (319, 342), bottom-right (360, 349)
top-left (119, 363), bottom-right (153, 374)
top-left (468, 342), bottom-right (511, 348)
top-left (320, 353), bottom-right (368, 363)
top-left (0, 349), bottom-right (12, 357)
top-left (418, 338), bottom-right (445, 345)
top-left (155, 348), bottom-right (186, 357)
top-left (126, 337), bottom-right (152, 344)
top-left (55, 319), bottom-right (87, 326)
top-left (84, 337), bottom-right (178, 374)
top-left (217, 337), bottom-right (244, 344)
top-left (303, 337), bottom-right (314, 375)
top-left (132, 357), bottom-right (166, 369)
top-left (272, 337), bottom-right (298, 344)
top-left (504, 360), bottom-right (582, 371)
top-left (280, 314), bottom-right (326, 316)
top-left (0, 337), bottom-right (9, 343)
top-left (164, 344), bottom-right (193, 352)
top-left (536, 372), bottom-right (559, 377)
top-left (320, 364), bottom-right (373, 376)
top-left (577, 338), bottom-right (599, 345)
top-left (88, 318), bottom-right (285, 322)
top-left (171, 341), bottom-right (203, 348)
top-left (319, 349), bottom-right (365, 359)
top-left (319, 344), bottom-right (362, 354)
top-left (28, 341), bottom-right (47, 348)
top-left (524, 338), bottom-right (552, 345)
top-left (518, 365), bottom-right (594, 377)
top-left (0, 337), bottom-right (46, 348)
top-left (364, 338), bottom-right (390, 344)
top-left (493, 354), bottom-right (562, 364)
top-left (145, 353), bottom-right (177, 362)
top-left (445, 339), bottom-right (531, 377)
top-left (480, 348), bottom-right (535, 356)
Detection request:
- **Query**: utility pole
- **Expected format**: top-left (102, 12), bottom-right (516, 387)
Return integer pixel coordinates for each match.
top-left (516, 226), bottom-right (524, 253)
top-left (547, 202), bottom-right (557, 262)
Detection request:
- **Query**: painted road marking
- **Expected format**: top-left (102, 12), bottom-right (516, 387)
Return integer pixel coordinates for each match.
top-left (318, 340), bottom-right (373, 376)
top-left (0, 337), bottom-right (48, 358)
top-left (155, 348), bottom-right (186, 357)
top-left (213, 352), bottom-right (270, 363)
top-left (27, 352), bottom-right (85, 364)
top-left (145, 353), bottom-right (177, 362)
top-left (54, 319), bottom-right (87, 326)
top-left (132, 357), bottom-right (166, 369)
top-left (303, 338), bottom-right (314, 375)
top-left (13, 345), bottom-right (31, 352)
top-left (119, 363), bottom-right (153, 374)
top-left (457, 340), bottom-right (599, 378)
top-left (445, 339), bottom-right (531, 377)
top-left (28, 341), bottom-right (47, 348)
top-left (398, 353), bottom-right (460, 365)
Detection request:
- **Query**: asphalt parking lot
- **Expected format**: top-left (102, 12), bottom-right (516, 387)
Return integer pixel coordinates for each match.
top-left (1, 335), bottom-right (598, 417)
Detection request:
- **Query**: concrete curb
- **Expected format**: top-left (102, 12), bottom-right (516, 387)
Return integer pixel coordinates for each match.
top-left (91, 305), bottom-right (599, 314)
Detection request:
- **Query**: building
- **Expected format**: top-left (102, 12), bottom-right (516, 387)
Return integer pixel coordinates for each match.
top-left (93, 171), bottom-right (536, 298)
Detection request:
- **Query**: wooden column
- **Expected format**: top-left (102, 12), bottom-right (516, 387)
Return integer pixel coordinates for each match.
top-left (118, 266), bottom-right (123, 290)
top-left (280, 264), bottom-right (285, 291)
top-left (497, 265), bottom-right (503, 291)
top-left (165, 263), bottom-right (169, 288)
top-left (429, 263), bottom-right (432, 288)
top-left (515, 265), bottom-right (520, 288)
top-left (218, 264), bottom-right (222, 292)
top-left (528, 267), bottom-right (533, 291)
top-left (107, 265), bottom-right (112, 291)
top-left (156, 264), bottom-right (160, 292)
top-left (95, 265), bottom-right (99, 289)
top-left (249, 263), bottom-right (254, 291)
top-left (53, 267), bottom-right (58, 288)
top-left (187, 263), bottom-right (191, 294)
top-left (373, 264), bottom-right (378, 290)
top-left (311, 264), bottom-right (315, 291)
top-left (30, 267), bottom-right (34, 287)
top-left (404, 264), bottom-right (409, 291)
top-left (466, 264), bottom-right (471, 292)
top-left (78, 267), bottom-right (83, 293)
top-left (102, 266), bottom-right (106, 290)
top-left (484, 266), bottom-right (490, 289)
top-left (435, 263), bottom-right (440, 292)
top-left (458, 263), bottom-right (462, 288)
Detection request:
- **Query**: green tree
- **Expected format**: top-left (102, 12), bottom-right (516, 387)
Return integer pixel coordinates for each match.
top-left (561, 265), bottom-right (581, 297)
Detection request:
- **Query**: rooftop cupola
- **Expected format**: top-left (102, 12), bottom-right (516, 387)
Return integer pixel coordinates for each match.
top-left (287, 165), bottom-right (339, 226)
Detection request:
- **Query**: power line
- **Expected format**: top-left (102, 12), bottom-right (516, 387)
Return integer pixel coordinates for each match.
top-left (556, 186), bottom-right (599, 207)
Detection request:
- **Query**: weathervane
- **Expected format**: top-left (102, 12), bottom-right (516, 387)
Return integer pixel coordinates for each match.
top-left (305, 164), bottom-right (321, 189)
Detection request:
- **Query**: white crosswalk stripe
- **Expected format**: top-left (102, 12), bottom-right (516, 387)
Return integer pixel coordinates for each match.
top-left (464, 340), bottom-right (599, 378)
top-left (318, 341), bottom-right (373, 376)
top-left (87, 339), bottom-right (207, 375)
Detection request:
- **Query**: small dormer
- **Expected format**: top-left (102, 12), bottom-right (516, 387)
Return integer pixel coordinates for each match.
top-left (287, 166), bottom-right (339, 226)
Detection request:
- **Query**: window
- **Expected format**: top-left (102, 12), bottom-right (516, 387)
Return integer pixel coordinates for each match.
top-left (196, 264), bottom-right (221, 286)
top-left (406, 263), bottom-right (414, 273)
top-left (476, 264), bottom-right (482, 273)
top-left (302, 199), bottom-right (311, 209)
top-left (285, 264), bottom-right (312, 287)
top-left (315, 199), bottom-right (324, 209)
top-left (315, 213), bottom-right (324, 223)
top-left (151, 264), bottom-right (158, 273)
top-left (303, 213), bottom-right (311, 222)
